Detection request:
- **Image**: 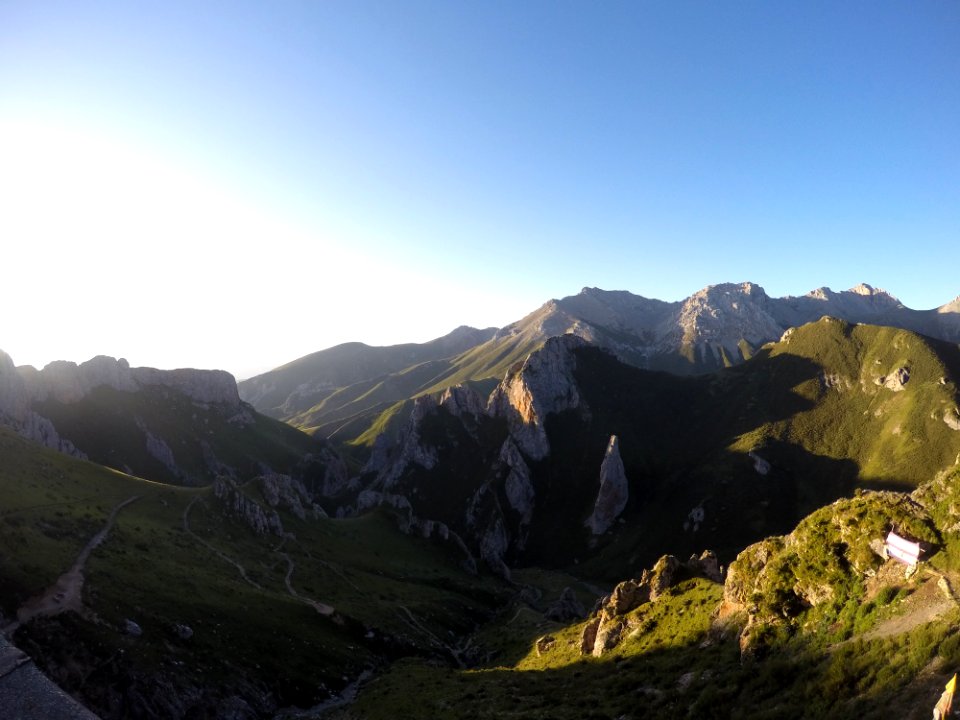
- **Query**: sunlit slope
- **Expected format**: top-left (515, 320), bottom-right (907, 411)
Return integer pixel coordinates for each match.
top-left (340, 470), bottom-right (960, 720)
top-left (282, 324), bottom-right (550, 444)
top-left (0, 428), bottom-right (505, 717)
top-left (238, 327), bottom-right (497, 419)
top-left (561, 318), bottom-right (960, 576)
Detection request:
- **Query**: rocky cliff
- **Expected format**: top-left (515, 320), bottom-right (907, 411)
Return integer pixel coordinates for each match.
top-left (487, 334), bottom-right (587, 460)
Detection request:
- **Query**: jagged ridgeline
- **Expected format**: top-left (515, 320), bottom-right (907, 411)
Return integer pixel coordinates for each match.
top-left (239, 282), bottom-right (960, 447)
top-left (4, 282), bottom-right (960, 720)
top-left (330, 318), bottom-right (960, 582)
top-left (0, 351), bottom-right (346, 489)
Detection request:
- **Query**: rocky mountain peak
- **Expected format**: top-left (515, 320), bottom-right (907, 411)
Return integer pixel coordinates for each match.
top-left (487, 334), bottom-right (587, 460)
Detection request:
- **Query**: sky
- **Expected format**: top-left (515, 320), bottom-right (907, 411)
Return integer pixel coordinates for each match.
top-left (1, 1), bottom-right (958, 379)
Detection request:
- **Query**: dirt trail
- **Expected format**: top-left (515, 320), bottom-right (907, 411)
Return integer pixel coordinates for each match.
top-left (861, 569), bottom-right (959, 643)
top-left (277, 551), bottom-right (335, 616)
top-left (4, 495), bottom-right (140, 635)
top-left (182, 497), bottom-right (262, 589)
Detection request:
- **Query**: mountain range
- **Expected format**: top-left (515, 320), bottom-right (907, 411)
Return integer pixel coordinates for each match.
top-left (4, 280), bottom-right (960, 719)
top-left (239, 282), bottom-right (960, 447)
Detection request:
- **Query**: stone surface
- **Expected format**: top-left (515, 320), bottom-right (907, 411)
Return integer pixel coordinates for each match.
top-left (748, 451), bottom-right (771, 476)
top-left (258, 473), bottom-right (325, 520)
top-left (877, 366), bottom-right (911, 392)
top-left (499, 438), bottom-right (535, 524)
top-left (375, 396), bottom-right (439, 488)
top-left (944, 409), bottom-right (960, 431)
top-left (440, 384), bottom-right (486, 418)
top-left (213, 476), bottom-right (284, 536)
top-left (585, 435), bottom-right (629, 534)
top-left (487, 334), bottom-right (587, 460)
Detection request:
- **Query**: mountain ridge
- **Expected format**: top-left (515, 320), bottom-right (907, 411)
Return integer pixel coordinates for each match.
top-left (239, 281), bottom-right (960, 444)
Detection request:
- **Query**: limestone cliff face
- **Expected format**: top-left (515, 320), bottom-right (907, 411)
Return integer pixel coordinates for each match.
top-left (499, 438), bottom-right (534, 525)
top-left (440, 384), bottom-right (486, 419)
top-left (6, 352), bottom-right (241, 409)
top-left (373, 396), bottom-right (440, 489)
top-left (131, 367), bottom-right (240, 407)
top-left (585, 435), bottom-right (629, 535)
top-left (487, 334), bottom-right (587, 460)
top-left (0, 351), bottom-right (86, 458)
top-left (0, 350), bottom-right (30, 422)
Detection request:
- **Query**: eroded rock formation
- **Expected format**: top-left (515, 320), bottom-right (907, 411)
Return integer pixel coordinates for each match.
top-left (585, 435), bottom-right (629, 534)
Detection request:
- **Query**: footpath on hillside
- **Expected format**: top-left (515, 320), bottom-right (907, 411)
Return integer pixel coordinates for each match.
top-left (4, 495), bottom-right (140, 636)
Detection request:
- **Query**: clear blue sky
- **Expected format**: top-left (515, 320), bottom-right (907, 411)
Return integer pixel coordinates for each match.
top-left (1, 1), bottom-right (957, 378)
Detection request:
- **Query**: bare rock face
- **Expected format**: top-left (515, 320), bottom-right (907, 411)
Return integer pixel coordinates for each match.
top-left (499, 438), bottom-right (535, 525)
top-left (748, 451), bottom-right (771, 476)
top-left (258, 473), bottom-right (326, 520)
top-left (582, 554), bottom-right (685, 656)
top-left (687, 550), bottom-right (724, 583)
top-left (579, 618), bottom-right (601, 655)
top-left (213, 476), bottom-right (283, 535)
top-left (876, 366), bottom-right (910, 392)
top-left (132, 367), bottom-right (240, 407)
top-left (440, 384), bottom-right (486, 418)
top-left (377, 396), bottom-right (439, 488)
top-left (944, 408), bottom-right (960, 431)
top-left (0, 350), bottom-right (31, 422)
top-left (487, 334), bottom-right (587, 460)
top-left (585, 435), bottom-right (629, 534)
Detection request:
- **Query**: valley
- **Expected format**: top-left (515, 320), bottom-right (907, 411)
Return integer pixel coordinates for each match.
top-left (2, 282), bottom-right (960, 718)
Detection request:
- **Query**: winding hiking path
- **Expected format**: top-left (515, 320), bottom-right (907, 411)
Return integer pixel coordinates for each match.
top-left (862, 570), bottom-right (959, 642)
top-left (276, 551), bottom-right (335, 616)
top-left (182, 497), bottom-right (262, 589)
top-left (4, 495), bottom-right (140, 635)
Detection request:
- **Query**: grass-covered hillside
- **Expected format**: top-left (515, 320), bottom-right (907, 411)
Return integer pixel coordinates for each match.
top-left (32, 384), bottom-right (336, 486)
top-left (341, 319), bottom-right (960, 586)
top-left (563, 318), bottom-right (960, 577)
top-left (0, 427), bottom-right (512, 718)
top-left (334, 469), bottom-right (960, 720)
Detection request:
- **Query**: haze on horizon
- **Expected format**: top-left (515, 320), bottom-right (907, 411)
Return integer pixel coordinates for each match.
top-left (1, 2), bottom-right (957, 380)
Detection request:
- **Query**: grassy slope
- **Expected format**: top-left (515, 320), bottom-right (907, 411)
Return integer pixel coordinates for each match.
top-left (0, 427), bottom-right (508, 715)
top-left (341, 472), bottom-right (960, 720)
top-left (33, 385), bottom-right (325, 485)
top-left (561, 319), bottom-right (960, 579)
top-left (283, 329), bottom-right (548, 446)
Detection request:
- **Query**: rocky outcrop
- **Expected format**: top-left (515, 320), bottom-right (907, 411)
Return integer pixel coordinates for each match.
top-left (258, 473), bottom-right (327, 520)
top-left (687, 550), bottom-right (724, 583)
top-left (143, 427), bottom-right (187, 483)
top-left (0, 354), bottom-right (85, 456)
top-left (213, 476), bottom-right (283, 535)
top-left (131, 367), bottom-right (240, 407)
top-left (499, 438), bottom-right (535, 525)
top-left (12, 355), bottom-right (240, 409)
top-left (581, 553), bottom-right (721, 656)
top-left (876, 366), bottom-right (910, 392)
top-left (487, 334), bottom-right (587, 460)
top-left (376, 397), bottom-right (439, 488)
top-left (585, 435), bottom-right (629, 534)
top-left (0, 350), bottom-right (31, 422)
top-left (440, 384), bottom-right (486, 419)
top-left (748, 451), bottom-right (771, 476)
top-left (944, 408), bottom-right (960, 431)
